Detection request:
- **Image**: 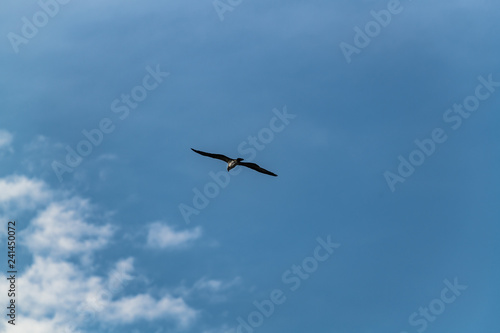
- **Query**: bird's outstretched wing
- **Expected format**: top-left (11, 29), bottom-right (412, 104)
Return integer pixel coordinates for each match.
top-left (239, 162), bottom-right (277, 177)
top-left (191, 148), bottom-right (231, 163)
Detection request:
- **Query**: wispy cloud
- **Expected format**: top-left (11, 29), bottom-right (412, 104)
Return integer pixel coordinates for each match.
top-left (103, 293), bottom-right (197, 327)
top-left (176, 276), bottom-right (242, 304)
top-left (192, 276), bottom-right (242, 293)
top-left (201, 324), bottom-right (235, 333)
top-left (21, 135), bottom-right (65, 175)
top-left (106, 257), bottom-right (134, 292)
top-left (0, 129), bottom-right (13, 152)
top-left (146, 222), bottom-right (202, 249)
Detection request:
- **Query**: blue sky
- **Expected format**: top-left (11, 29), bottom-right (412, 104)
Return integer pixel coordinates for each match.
top-left (0, 0), bottom-right (499, 332)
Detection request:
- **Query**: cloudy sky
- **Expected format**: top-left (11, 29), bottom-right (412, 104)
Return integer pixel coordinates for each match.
top-left (0, 1), bottom-right (499, 332)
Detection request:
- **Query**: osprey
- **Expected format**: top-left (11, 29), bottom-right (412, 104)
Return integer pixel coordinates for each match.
top-left (191, 148), bottom-right (277, 177)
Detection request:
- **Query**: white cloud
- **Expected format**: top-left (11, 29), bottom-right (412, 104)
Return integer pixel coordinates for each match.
top-left (22, 198), bottom-right (115, 258)
top-left (193, 276), bottom-right (242, 293)
top-left (0, 129), bottom-right (13, 151)
top-left (15, 256), bottom-right (95, 319)
top-left (1, 316), bottom-right (66, 333)
top-left (146, 222), bottom-right (202, 249)
top-left (104, 293), bottom-right (197, 327)
top-left (107, 257), bottom-right (134, 292)
top-left (0, 175), bottom-right (51, 207)
top-left (0, 175), bottom-right (199, 332)
top-left (0, 255), bottom-right (197, 333)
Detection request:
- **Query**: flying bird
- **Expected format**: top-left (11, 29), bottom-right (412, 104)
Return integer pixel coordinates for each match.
top-left (191, 148), bottom-right (277, 177)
